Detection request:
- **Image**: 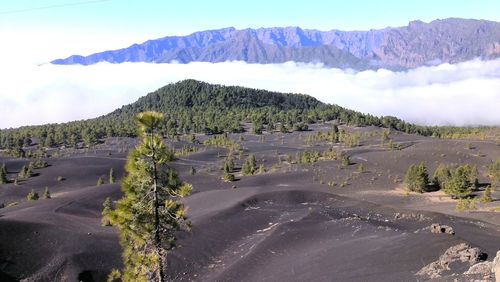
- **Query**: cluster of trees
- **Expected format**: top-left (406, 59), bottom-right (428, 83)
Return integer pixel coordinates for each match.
top-left (405, 162), bottom-right (482, 199)
top-left (1, 80), bottom-right (494, 152)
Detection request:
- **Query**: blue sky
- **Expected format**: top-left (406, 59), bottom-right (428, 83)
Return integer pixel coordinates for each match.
top-left (1, 0), bottom-right (499, 59)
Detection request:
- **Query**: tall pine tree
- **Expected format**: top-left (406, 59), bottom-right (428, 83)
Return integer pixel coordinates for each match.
top-left (109, 112), bottom-right (192, 281)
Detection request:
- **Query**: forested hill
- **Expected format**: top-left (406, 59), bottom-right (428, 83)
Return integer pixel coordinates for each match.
top-left (0, 80), bottom-right (490, 151)
top-left (110, 79), bottom-right (322, 114)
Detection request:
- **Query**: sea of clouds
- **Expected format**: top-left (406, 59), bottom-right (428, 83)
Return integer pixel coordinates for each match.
top-left (0, 59), bottom-right (499, 129)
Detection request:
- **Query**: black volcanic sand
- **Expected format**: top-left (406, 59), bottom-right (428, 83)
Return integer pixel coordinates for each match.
top-left (1, 126), bottom-right (499, 281)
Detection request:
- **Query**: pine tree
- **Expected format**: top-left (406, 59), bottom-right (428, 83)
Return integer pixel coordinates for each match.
top-left (101, 197), bottom-right (112, 226)
top-left (109, 112), bottom-right (191, 282)
top-left (488, 160), bottom-right (500, 189)
top-left (27, 189), bottom-right (39, 201)
top-left (189, 166), bottom-right (196, 175)
top-left (18, 165), bottom-right (31, 179)
top-left (109, 168), bottom-right (115, 184)
top-left (97, 177), bottom-right (104, 186)
top-left (404, 163), bottom-right (429, 193)
top-left (0, 164), bottom-right (8, 184)
top-left (242, 154), bottom-right (256, 175)
top-left (43, 187), bottom-right (51, 199)
top-left (480, 186), bottom-right (493, 203)
top-left (433, 163), bottom-right (451, 189)
top-left (443, 165), bottom-right (475, 199)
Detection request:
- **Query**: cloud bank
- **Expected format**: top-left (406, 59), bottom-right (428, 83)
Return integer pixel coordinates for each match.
top-left (0, 59), bottom-right (499, 129)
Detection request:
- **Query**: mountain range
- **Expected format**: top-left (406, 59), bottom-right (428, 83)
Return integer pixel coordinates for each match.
top-left (52, 18), bottom-right (500, 70)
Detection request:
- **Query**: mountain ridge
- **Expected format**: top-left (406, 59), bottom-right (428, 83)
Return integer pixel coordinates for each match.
top-left (52, 18), bottom-right (500, 69)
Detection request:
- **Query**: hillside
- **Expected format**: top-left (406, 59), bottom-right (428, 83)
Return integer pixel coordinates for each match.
top-left (51, 18), bottom-right (500, 69)
top-left (0, 80), bottom-right (490, 152)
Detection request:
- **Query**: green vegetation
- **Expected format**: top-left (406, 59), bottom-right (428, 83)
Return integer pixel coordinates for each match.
top-left (456, 198), bottom-right (477, 212)
top-left (341, 154), bottom-right (351, 167)
top-left (404, 163), bottom-right (429, 193)
top-left (357, 163), bottom-right (365, 173)
top-left (296, 151), bottom-right (321, 165)
top-left (242, 154), bottom-right (257, 175)
top-left (43, 187), bottom-right (51, 199)
top-left (443, 164), bottom-right (478, 199)
top-left (189, 166), bottom-right (196, 175)
top-left (97, 177), bottom-right (104, 186)
top-left (433, 164), bottom-right (451, 189)
top-left (101, 197), bottom-right (112, 226)
top-left (223, 171), bottom-right (236, 182)
top-left (480, 186), bottom-right (493, 203)
top-left (1, 80), bottom-right (494, 154)
top-left (26, 189), bottom-right (39, 201)
top-left (109, 168), bottom-right (115, 184)
top-left (0, 164), bottom-right (8, 184)
top-left (31, 159), bottom-right (48, 169)
top-left (488, 159), bottom-right (500, 189)
top-left (108, 112), bottom-right (191, 281)
top-left (18, 165), bottom-right (32, 179)
top-left (203, 133), bottom-right (239, 151)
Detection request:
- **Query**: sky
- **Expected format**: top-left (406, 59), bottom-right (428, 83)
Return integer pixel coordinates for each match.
top-left (1, 0), bottom-right (499, 64)
top-left (0, 0), bottom-right (499, 128)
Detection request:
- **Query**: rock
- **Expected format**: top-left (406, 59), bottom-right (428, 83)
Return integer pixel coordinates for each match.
top-left (464, 261), bottom-right (492, 275)
top-left (493, 251), bottom-right (500, 282)
top-left (417, 243), bottom-right (483, 278)
top-left (430, 223), bottom-right (455, 235)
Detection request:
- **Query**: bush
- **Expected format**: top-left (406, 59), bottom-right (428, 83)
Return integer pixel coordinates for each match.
top-left (455, 198), bottom-right (477, 212)
top-left (189, 166), bottom-right (196, 175)
top-left (223, 171), bottom-right (235, 182)
top-left (433, 163), bottom-right (451, 189)
top-left (242, 154), bottom-right (257, 175)
top-left (0, 164), bottom-right (8, 184)
top-left (488, 160), bottom-right (500, 189)
top-left (404, 163), bottom-right (429, 193)
top-left (341, 154), bottom-right (351, 167)
top-left (18, 165), bottom-right (32, 179)
top-left (480, 186), bottom-right (493, 203)
top-left (97, 177), bottom-right (104, 186)
top-left (101, 197), bottom-right (112, 226)
top-left (43, 187), bottom-right (51, 199)
top-left (109, 168), bottom-right (115, 184)
top-left (27, 189), bottom-right (39, 201)
top-left (443, 165), bottom-right (477, 199)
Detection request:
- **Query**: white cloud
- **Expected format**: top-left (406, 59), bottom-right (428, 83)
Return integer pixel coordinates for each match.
top-left (0, 59), bottom-right (499, 129)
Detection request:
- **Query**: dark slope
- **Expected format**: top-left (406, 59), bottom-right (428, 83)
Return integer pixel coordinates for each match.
top-left (51, 18), bottom-right (500, 69)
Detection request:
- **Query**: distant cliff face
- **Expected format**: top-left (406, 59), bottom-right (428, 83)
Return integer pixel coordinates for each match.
top-left (51, 18), bottom-right (500, 70)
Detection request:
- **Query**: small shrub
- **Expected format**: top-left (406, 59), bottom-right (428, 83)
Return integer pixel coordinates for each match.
top-left (101, 197), bottom-right (112, 226)
top-left (43, 187), bottom-right (51, 199)
top-left (6, 202), bottom-right (18, 208)
top-left (109, 168), bottom-right (115, 184)
top-left (97, 177), bottom-right (104, 186)
top-left (357, 163), bottom-right (364, 173)
top-left (27, 189), bottom-right (39, 201)
top-left (480, 186), bottom-right (493, 203)
top-left (455, 198), bottom-right (477, 212)
top-left (189, 166), bottom-right (196, 175)
top-left (223, 171), bottom-right (235, 182)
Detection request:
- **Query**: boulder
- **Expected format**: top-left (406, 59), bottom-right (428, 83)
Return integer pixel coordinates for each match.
top-left (417, 243), bottom-right (483, 278)
top-left (430, 223), bottom-right (455, 235)
top-left (493, 251), bottom-right (500, 282)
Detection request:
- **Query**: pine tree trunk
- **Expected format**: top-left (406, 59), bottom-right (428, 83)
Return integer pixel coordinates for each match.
top-left (151, 132), bottom-right (165, 282)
